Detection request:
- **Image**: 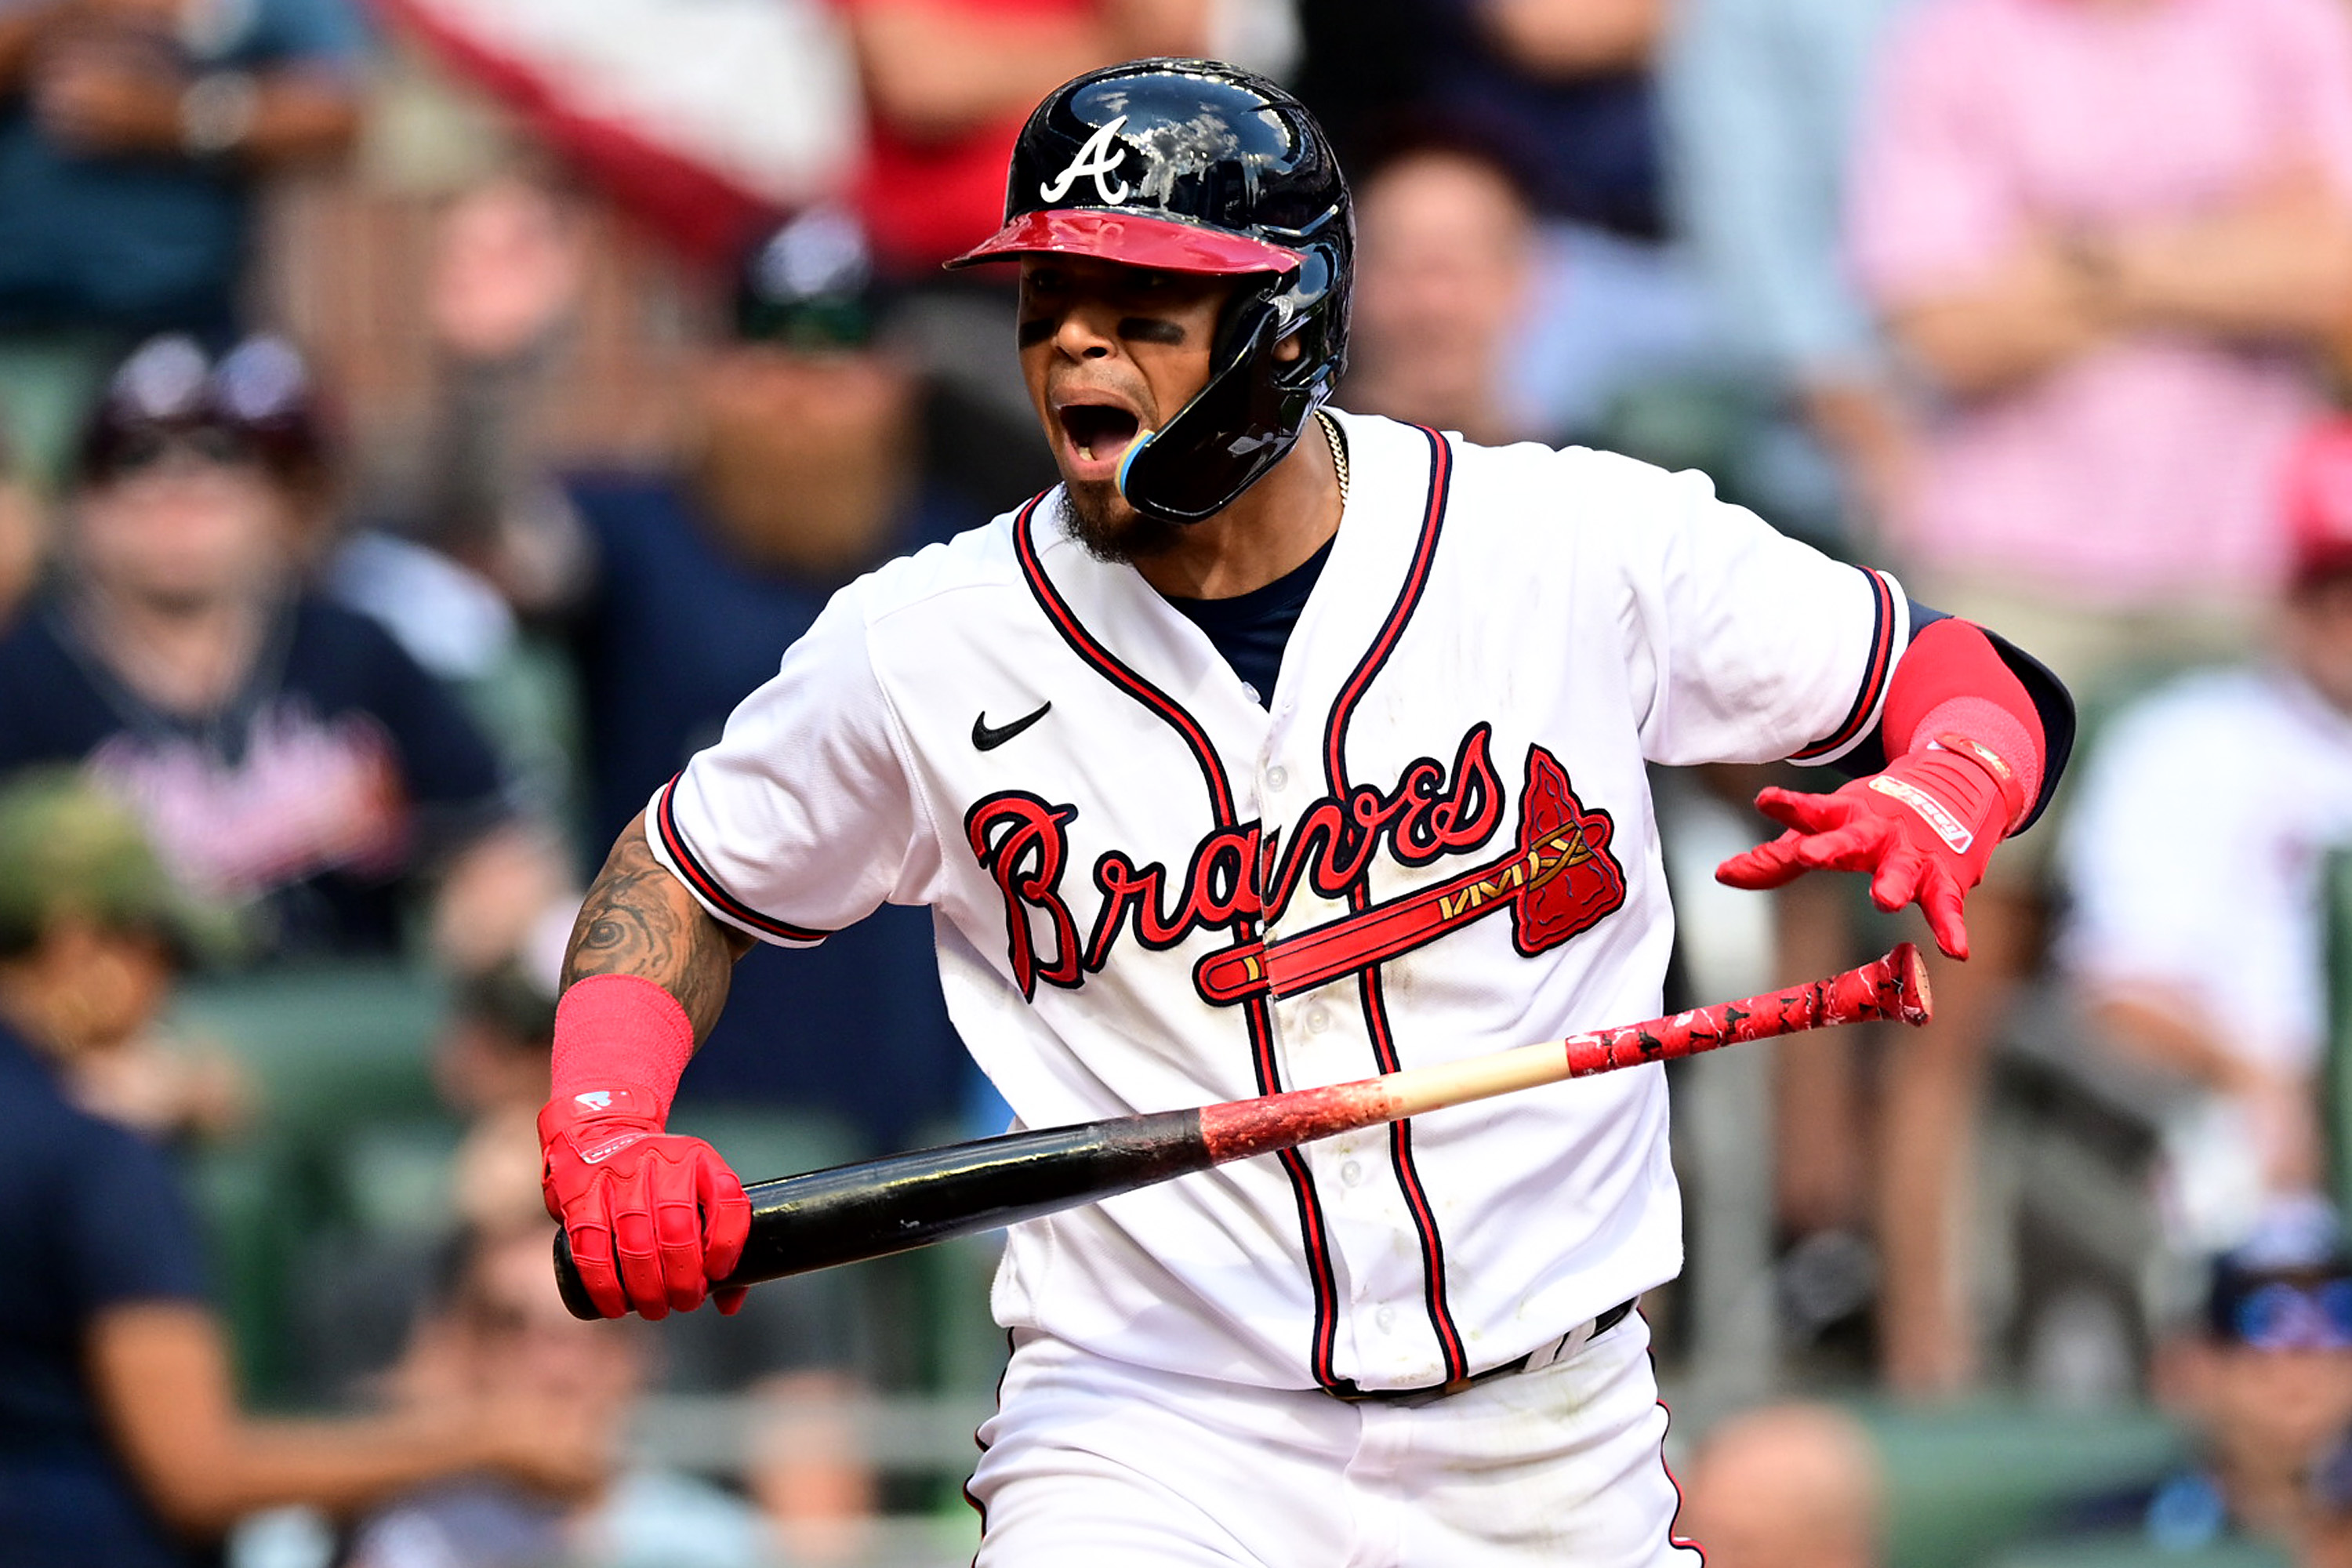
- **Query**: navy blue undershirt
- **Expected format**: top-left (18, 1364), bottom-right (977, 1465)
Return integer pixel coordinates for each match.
top-left (1163, 535), bottom-right (1336, 707)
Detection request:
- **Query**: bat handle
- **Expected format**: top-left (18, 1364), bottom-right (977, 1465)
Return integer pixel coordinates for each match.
top-left (551, 1229), bottom-right (601, 1320)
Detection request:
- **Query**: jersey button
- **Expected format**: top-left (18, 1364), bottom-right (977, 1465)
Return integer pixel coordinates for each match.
top-left (1341, 1159), bottom-right (1364, 1186)
top-left (1267, 764), bottom-right (1289, 792)
top-left (1307, 1006), bottom-right (1330, 1034)
top-left (1376, 1305), bottom-right (1398, 1333)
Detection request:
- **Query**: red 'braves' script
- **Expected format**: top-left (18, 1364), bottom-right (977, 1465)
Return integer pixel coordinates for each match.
top-left (963, 724), bottom-right (1626, 1003)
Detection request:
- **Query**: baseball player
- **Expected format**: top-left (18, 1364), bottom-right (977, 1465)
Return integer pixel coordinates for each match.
top-left (538, 60), bottom-right (2072, 1565)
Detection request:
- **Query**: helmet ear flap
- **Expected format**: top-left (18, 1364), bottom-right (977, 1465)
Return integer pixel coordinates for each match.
top-left (1117, 300), bottom-right (1289, 524)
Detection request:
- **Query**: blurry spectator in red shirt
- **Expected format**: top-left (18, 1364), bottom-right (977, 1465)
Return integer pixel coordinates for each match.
top-left (1842, 0), bottom-right (2352, 1396)
top-left (827, 0), bottom-right (1207, 278)
top-left (825, 2), bottom-right (1211, 485)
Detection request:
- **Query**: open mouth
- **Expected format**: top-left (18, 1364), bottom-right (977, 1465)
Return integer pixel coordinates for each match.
top-left (1058, 402), bottom-right (1142, 466)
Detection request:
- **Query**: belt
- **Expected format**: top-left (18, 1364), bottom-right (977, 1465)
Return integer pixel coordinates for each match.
top-left (1326, 1298), bottom-right (1635, 1407)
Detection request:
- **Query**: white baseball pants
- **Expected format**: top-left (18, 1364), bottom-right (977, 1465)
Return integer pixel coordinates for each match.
top-left (967, 1311), bottom-right (1704, 1566)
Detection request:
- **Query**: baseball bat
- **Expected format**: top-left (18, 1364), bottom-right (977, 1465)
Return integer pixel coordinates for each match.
top-left (555, 943), bottom-right (1930, 1319)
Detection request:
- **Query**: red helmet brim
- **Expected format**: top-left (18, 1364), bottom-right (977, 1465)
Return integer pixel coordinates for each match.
top-left (945, 209), bottom-right (1306, 275)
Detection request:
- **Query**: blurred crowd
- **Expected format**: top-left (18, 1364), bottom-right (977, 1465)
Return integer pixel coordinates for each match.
top-left (12, 0), bottom-right (2352, 1564)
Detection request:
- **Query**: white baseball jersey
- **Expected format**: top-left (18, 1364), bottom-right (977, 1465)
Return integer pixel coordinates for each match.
top-left (649, 409), bottom-right (1908, 1394)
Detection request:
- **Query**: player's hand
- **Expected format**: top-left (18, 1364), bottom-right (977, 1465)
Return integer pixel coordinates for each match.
top-left (538, 1085), bottom-right (751, 1320)
top-left (1713, 742), bottom-right (2020, 961)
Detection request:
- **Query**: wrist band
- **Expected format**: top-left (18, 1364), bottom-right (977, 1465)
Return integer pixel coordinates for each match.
top-left (1929, 732), bottom-right (2028, 835)
top-left (550, 974), bottom-right (695, 1123)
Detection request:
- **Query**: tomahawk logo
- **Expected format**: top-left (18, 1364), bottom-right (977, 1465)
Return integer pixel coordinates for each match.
top-left (1040, 115), bottom-right (1133, 205)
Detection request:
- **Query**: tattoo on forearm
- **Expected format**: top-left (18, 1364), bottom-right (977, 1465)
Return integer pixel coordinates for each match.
top-left (562, 817), bottom-right (752, 1041)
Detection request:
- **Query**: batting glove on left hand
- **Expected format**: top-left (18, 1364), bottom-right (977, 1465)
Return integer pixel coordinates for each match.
top-left (1713, 739), bottom-right (2024, 960)
top-left (539, 1084), bottom-right (752, 1320)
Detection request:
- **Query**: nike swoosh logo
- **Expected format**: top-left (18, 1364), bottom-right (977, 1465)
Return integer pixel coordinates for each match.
top-left (973, 701), bottom-right (1052, 751)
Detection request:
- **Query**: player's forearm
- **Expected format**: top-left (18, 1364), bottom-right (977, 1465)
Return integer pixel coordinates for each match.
top-left (563, 811), bottom-right (752, 1043)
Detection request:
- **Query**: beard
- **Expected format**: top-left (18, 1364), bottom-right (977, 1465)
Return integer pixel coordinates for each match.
top-left (1058, 480), bottom-right (1184, 565)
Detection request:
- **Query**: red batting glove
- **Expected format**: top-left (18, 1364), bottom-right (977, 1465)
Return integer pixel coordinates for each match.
top-left (539, 1083), bottom-right (752, 1320)
top-left (1713, 738), bottom-right (2025, 960)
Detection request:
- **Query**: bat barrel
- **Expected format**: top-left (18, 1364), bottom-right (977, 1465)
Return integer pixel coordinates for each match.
top-left (554, 1108), bottom-right (1209, 1319)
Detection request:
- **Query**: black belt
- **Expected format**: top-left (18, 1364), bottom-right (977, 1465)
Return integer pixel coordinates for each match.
top-left (1326, 1298), bottom-right (1635, 1406)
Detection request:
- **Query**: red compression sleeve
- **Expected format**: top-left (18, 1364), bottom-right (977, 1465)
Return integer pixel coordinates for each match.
top-left (550, 974), bottom-right (696, 1123)
top-left (1882, 619), bottom-right (2045, 822)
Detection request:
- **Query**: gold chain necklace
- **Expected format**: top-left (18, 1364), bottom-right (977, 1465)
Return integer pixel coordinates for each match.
top-left (1316, 408), bottom-right (1349, 505)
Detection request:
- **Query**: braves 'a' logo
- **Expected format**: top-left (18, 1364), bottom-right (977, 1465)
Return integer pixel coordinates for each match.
top-left (1039, 116), bottom-right (1133, 205)
top-left (964, 723), bottom-right (1626, 1004)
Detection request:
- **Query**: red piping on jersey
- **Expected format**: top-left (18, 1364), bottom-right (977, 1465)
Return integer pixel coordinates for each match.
top-left (652, 776), bottom-right (833, 943)
top-left (1793, 568), bottom-right (1896, 761)
top-left (1317, 423), bottom-right (1472, 1385)
top-left (962, 1327), bottom-right (1016, 1555)
top-left (1651, 1327), bottom-right (1708, 1563)
top-left (1011, 493), bottom-right (1349, 1389)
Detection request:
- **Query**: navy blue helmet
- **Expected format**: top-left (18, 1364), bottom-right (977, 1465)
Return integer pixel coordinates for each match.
top-left (950, 59), bottom-right (1352, 524)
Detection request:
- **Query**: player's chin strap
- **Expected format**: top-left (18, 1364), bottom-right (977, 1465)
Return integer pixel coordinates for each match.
top-left (1116, 281), bottom-right (1325, 525)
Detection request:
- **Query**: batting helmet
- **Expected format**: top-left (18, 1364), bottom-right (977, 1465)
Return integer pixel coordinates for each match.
top-left (949, 59), bottom-right (1352, 525)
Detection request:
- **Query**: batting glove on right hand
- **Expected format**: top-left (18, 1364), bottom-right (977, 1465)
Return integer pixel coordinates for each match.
top-left (1713, 739), bottom-right (2024, 961)
top-left (539, 1085), bottom-right (751, 1320)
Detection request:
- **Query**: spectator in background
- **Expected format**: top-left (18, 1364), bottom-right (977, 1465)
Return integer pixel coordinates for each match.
top-left (2025, 1204), bottom-right (2352, 1557)
top-left (2062, 421), bottom-right (2352, 1250)
top-left (347, 1225), bottom-right (771, 1568)
top-left (824, 1), bottom-right (1207, 499)
top-left (1387, 0), bottom-right (1716, 441)
top-left (1342, 136), bottom-right (1539, 447)
top-left (1410, 0), bottom-right (1662, 239)
top-left (0, 768), bottom-right (607, 1568)
top-left (0, 335), bottom-right (570, 973)
top-left (1852, 0), bottom-right (2352, 681)
top-left (383, 194), bottom-right (975, 1149)
top-left (826, 0), bottom-right (1207, 282)
top-left (1844, 0), bottom-right (2352, 1395)
top-left (1680, 1403), bottom-right (1883, 1568)
top-left (1660, 0), bottom-right (1918, 536)
top-left (425, 967), bottom-right (881, 1563)
top-left (331, 172), bottom-right (593, 694)
top-left (0, 0), bottom-right (366, 481)
top-left (568, 210), bottom-right (980, 1145)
